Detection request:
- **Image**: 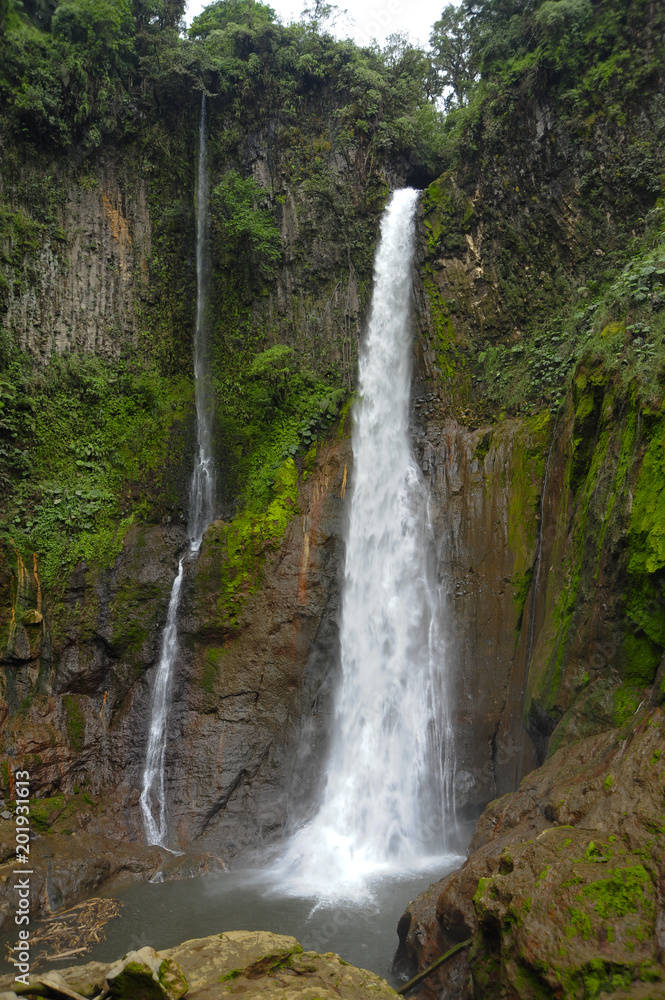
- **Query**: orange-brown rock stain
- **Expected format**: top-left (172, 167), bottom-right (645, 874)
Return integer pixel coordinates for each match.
top-left (291, 438), bottom-right (347, 667)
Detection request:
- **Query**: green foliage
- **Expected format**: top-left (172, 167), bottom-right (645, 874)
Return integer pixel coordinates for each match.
top-left (1, 0), bottom-right (447, 174)
top-left (51, 0), bottom-right (134, 72)
top-left (430, 4), bottom-right (477, 109)
top-left (188, 0), bottom-right (275, 38)
top-left (463, 0), bottom-right (662, 100)
top-left (628, 405), bottom-right (665, 576)
top-left (474, 208), bottom-right (665, 417)
top-left (0, 350), bottom-right (190, 586)
top-left (211, 171), bottom-right (282, 289)
top-left (0, 0), bottom-right (136, 148)
top-left (214, 457), bottom-right (298, 627)
top-left (214, 344), bottom-right (346, 513)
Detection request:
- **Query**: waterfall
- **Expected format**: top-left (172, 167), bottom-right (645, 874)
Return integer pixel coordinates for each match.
top-left (139, 562), bottom-right (184, 846)
top-left (281, 189), bottom-right (455, 897)
top-left (140, 94), bottom-right (215, 847)
top-left (188, 93), bottom-right (216, 551)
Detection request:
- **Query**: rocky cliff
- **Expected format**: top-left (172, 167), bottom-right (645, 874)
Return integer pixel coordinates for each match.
top-left (1, 0), bottom-right (665, 994)
top-left (393, 0), bottom-right (665, 993)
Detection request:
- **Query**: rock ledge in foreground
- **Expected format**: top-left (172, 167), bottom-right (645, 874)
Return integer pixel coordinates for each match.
top-left (0, 930), bottom-right (398, 1000)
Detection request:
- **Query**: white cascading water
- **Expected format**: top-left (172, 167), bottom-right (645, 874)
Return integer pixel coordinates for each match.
top-left (281, 188), bottom-right (456, 898)
top-left (140, 94), bottom-right (216, 847)
top-left (188, 93), bottom-right (216, 553)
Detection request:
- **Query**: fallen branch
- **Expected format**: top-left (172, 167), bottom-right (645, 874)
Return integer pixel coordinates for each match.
top-left (43, 949), bottom-right (88, 962)
top-left (396, 938), bottom-right (472, 996)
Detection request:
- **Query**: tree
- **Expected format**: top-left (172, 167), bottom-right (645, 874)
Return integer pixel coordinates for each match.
top-left (429, 4), bottom-right (476, 109)
top-left (51, 0), bottom-right (135, 73)
top-left (211, 171), bottom-right (282, 291)
top-left (188, 0), bottom-right (275, 39)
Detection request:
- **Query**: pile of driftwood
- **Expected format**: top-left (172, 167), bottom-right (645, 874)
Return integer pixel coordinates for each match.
top-left (12, 897), bottom-right (123, 965)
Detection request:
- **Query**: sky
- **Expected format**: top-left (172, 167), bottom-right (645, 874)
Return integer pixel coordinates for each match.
top-left (184, 0), bottom-right (444, 48)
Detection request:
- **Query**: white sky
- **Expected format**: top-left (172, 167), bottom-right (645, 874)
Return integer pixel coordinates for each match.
top-left (184, 0), bottom-right (444, 48)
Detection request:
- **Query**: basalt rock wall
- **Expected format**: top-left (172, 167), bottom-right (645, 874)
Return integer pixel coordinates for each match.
top-left (0, 431), bottom-right (349, 866)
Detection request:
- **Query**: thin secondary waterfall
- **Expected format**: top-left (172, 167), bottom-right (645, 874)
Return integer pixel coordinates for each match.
top-left (282, 188), bottom-right (455, 896)
top-left (140, 94), bottom-right (215, 847)
top-left (188, 93), bottom-right (216, 551)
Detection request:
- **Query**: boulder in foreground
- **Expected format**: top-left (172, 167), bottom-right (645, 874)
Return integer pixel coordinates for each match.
top-left (0, 930), bottom-right (398, 1000)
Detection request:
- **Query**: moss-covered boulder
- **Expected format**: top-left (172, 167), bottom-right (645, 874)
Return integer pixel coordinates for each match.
top-left (397, 707), bottom-right (665, 1000)
top-left (106, 948), bottom-right (187, 1000)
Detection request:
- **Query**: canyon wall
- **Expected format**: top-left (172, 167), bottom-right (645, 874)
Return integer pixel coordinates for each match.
top-left (1, 8), bottom-right (665, 993)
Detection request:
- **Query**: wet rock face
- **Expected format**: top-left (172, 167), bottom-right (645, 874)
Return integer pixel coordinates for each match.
top-left (167, 435), bottom-right (350, 853)
top-left (0, 435), bottom-right (349, 859)
top-left (3, 157), bottom-right (151, 360)
top-left (409, 406), bottom-right (550, 815)
top-left (395, 707), bottom-right (665, 1000)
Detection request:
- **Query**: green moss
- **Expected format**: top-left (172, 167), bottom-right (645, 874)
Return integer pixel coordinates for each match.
top-left (629, 409), bottom-right (665, 572)
top-left (423, 277), bottom-right (470, 396)
top-left (62, 694), bottom-right (85, 752)
top-left (474, 431), bottom-right (491, 463)
top-left (30, 794), bottom-right (66, 832)
top-left (594, 403), bottom-right (637, 582)
top-left (614, 684), bottom-right (640, 726)
top-left (512, 567), bottom-right (533, 632)
top-left (213, 458), bottom-right (299, 629)
top-left (337, 396), bottom-right (353, 440)
top-left (505, 413), bottom-right (551, 611)
top-left (302, 444), bottom-right (317, 480)
top-left (570, 365), bottom-right (606, 497)
top-left (624, 409), bottom-right (665, 675)
top-left (583, 840), bottom-right (613, 863)
top-left (201, 648), bottom-right (226, 693)
top-left (623, 631), bottom-right (662, 687)
top-left (110, 962), bottom-right (165, 1000)
top-left (512, 962), bottom-right (551, 1000)
top-left (218, 970), bottom-right (242, 982)
top-left (499, 850), bottom-right (514, 874)
top-left (565, 906), bottom-right (593, 940)
top-left (157, 958), bottom-right (187, 998)
top-left (421, 174), bottom-right (473, 255)
top-left (578, 865), bottom-right (653, 920)
top-left (604, 774), bottom-right (614, 789)
top-left (473, 876), bottom-right (495, 913)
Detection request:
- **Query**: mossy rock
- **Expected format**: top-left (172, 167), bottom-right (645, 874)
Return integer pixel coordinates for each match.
top-left (106, 949), bottom-right (187, 1000)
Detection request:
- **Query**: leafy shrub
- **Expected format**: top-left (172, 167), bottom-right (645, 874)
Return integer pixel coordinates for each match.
top-left (211, 171), bottom-right (282, 289)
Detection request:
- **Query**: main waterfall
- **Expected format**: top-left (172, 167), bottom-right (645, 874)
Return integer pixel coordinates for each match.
top-left (282, 188), bottom-right (455, 897)
top-left (140, 94), bottom-right (216, 847)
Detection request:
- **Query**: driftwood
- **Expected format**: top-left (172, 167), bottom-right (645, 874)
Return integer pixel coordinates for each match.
top-left (396, 938), bottom-right (473, 995)
top-left (6, 897), bottom-right (123, 967)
